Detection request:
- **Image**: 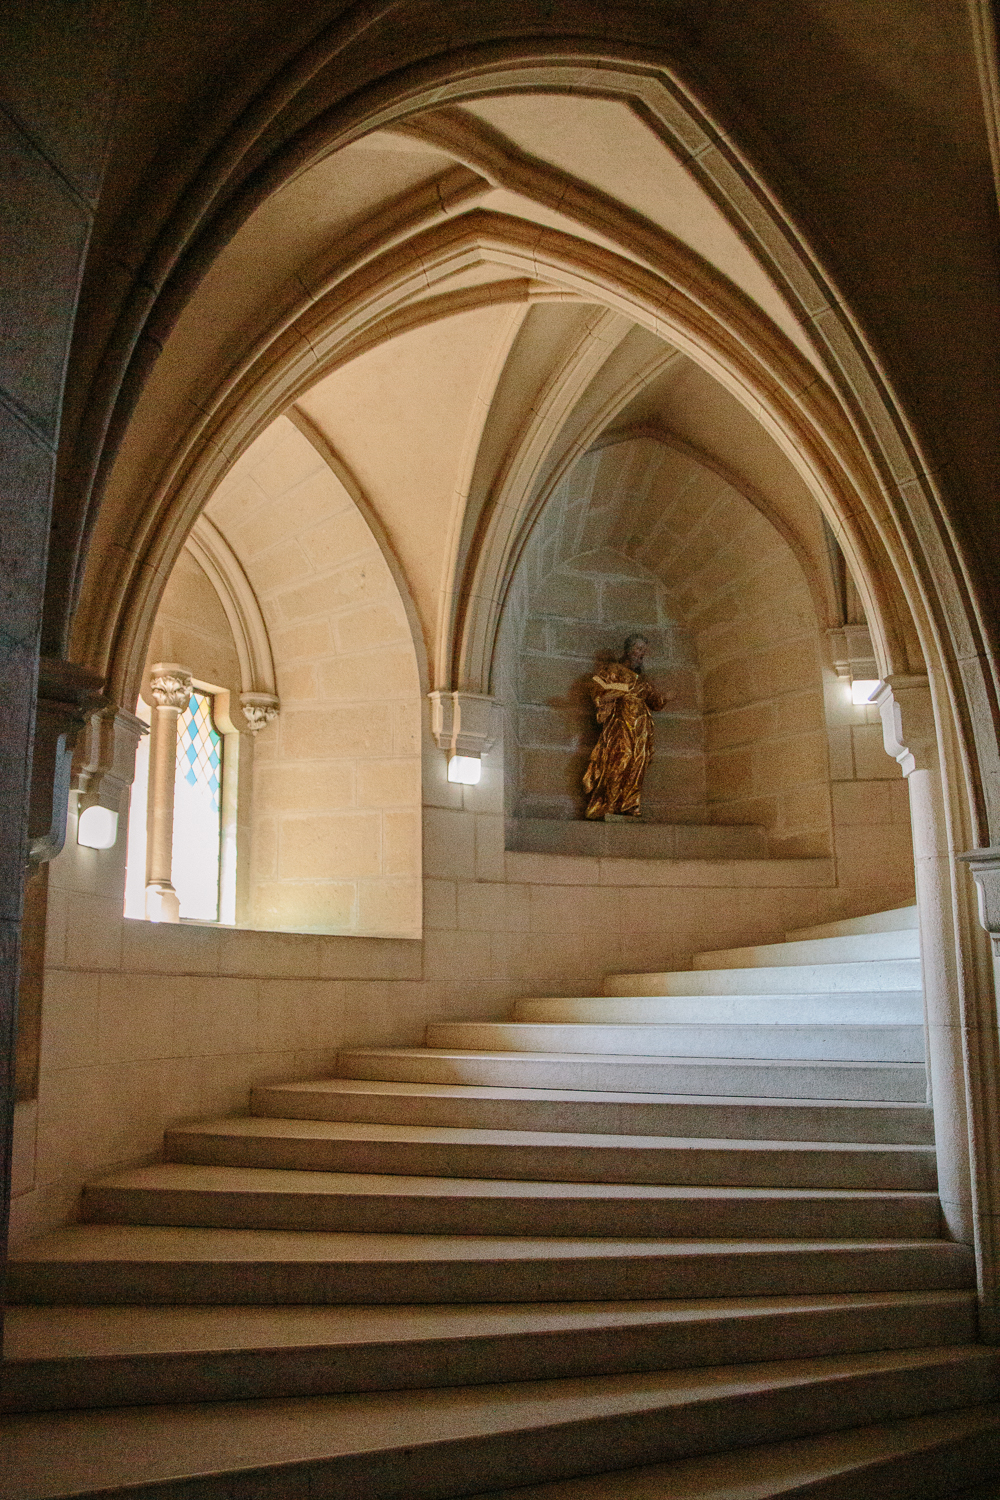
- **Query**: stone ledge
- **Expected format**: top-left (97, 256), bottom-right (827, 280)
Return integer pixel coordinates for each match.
top-left (504, 850), bottom-right (837, 888)
top-left (506, 816), bottom-right (768, 861)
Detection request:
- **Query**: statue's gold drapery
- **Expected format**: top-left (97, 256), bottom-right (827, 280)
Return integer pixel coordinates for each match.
top-left (583, 661), bottom-right (666, 818)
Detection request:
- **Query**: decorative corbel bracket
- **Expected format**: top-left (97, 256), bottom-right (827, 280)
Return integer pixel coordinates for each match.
top-left (73, 707), bottom-right (147, 814)
top-left (239, 692), bottom-right (280, 734)
top-left (826, 622), bottom-right (878, 682)
top-left (956, 847), bottom-right (1000, 956)
top-left (429, 691), bottom-right (498, 757)
top-left (29, 659), bottom-right (109, 863)
top-left (874, 674), bottom-right (937, 778)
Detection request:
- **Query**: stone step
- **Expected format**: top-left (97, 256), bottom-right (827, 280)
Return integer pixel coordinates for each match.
top-left (164, 1117), bottom-right (937, 1192)
top-left (79, 1163), bottom-right (941, 1240)
top-left (512, 992), bottom-right (924, 1026)
top-left (254, 1077), bottom-right (936, 1144)
top-left (786, 905), bottom-right (920, 942)
top-left (693, 928), bottom-right (921, 970)
top-left (335, 1047), bottom-right (927, 1102)
top-left (604, 958), bottom-right (922, 996)
top-left (3, 1289), bottom-right (974, 1414)
top-left (464, 1402), bottom-right (1000, 1500)
top-left (10, 1225), bottom-right (974, 1306)
top-left (423, 1021), bottom-right (926, 1063)
top-left (3, 1346), bottom-right (995, 1500)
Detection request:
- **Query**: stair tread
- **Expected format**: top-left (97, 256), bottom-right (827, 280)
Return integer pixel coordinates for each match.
top-left (464, 1401), bottom-right (1000, 1499)
top-left (170, 1116), bottom-right (933, 1155)
top-left (85, 1162), bottom-right (938, 1203)
top-left (7, 1290), bottom-right (973, 1361)
top-left (263, 1078), bottom-right (933, 1105)
top-left (691, 930), bottom-right (921, 969)
top-left (13, 1223), bottom-right (965, 1265)
top-left (785, 905), bottom-right (920, 941)
top-left (343, 1047), bottom-right (923, 1071)
top-left (604, 959), bottom-right (922, 995)
top-left (4, 1346), bottom-right (993, 1500)
top-left (424, 1021), bottom-right (925, 1062)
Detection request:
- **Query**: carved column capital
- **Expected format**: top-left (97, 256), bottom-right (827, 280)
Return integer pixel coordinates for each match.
top-left (429, 691), bottom-right (497, 756)
top-left (149, 664), bottom-right (192, 712)
top-left (874, 674), bottom-right (937, 778)
top-left (239, 691), bottom-right (280, 733)
top-left (956, 847), bottom-right (1000, 956)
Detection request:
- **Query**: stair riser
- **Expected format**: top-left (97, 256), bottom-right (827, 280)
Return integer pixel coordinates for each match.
top-left (9, 1243), bottom-right (974, 1307)
top-left (165, 1133), bottom-right (938, 1192)
top-left (4, 1298), bottom-right (978, 1414)
top-left (424, 1023), bottom-right (926, 1062)
top-left (604, 960), bottom-right (922, 996)
top-left (335, 1053), bottom-right (928, 1101)
top-left (513, 995), bottom-right (925, 1025)
top-left (6, 1354), bottom-right (994, 1500)
top-left (79, 1185), bottom-right (942, 1240)
top-left (253, 1086), bottom-right (936, 1144)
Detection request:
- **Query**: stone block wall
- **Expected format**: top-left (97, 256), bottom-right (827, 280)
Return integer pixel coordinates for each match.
top-left (513, 549), bottom-right (704, 822)
top-left (189, 419), bottom-right (423, 938)
top-left (11, 704), bottom-right (918, 1249)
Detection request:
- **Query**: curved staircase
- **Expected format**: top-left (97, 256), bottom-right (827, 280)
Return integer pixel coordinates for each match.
top-left (5, 904), bottom-right (1000, 1497)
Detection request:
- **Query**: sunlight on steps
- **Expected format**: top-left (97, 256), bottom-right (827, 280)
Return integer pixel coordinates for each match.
top-left (5, 902), bottom-right (1000, 1498)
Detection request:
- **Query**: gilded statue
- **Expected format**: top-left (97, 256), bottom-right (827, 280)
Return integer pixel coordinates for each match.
top-left (583, 634), bottom-right (669, 819)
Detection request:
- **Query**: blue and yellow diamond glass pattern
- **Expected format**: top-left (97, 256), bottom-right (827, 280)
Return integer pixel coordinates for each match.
top-left (171, 692), bottom-right (223, 920)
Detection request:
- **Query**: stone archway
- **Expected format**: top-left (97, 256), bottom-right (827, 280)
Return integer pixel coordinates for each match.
top-left (37, 38), bottom-right (1000, 1333)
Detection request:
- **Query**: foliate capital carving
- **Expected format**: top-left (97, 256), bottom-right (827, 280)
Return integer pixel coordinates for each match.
top-left (429, 691), bottom-right (497, 756)
top-left (149, 664), bottom-right (192, 712)
top-left (956, 847), bottom-right (1000, 956)
top-left (874, 675), bottom-right (937, 778)
top-left (240, 692), bottom-right (280, 734)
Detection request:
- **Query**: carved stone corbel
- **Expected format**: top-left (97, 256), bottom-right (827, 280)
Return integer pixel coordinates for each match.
top-left (29, 658), bottom-right (108, 863)
top-left (429, 691), bottom-right (498, 757)
top-left (826, 622), bottom-right (878, 682)
top-left (73, 706), bottom-right (147, 815)
top-left (874, 674), bottom-right (937, 777)
top-left (956, 847), bottom-right (1000, 956)
top-left (239, 691), bottom-right (280, 734)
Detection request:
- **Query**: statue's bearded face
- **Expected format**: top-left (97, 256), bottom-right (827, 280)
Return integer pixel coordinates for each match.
top-left (625, 638), bottom-right (648, 670)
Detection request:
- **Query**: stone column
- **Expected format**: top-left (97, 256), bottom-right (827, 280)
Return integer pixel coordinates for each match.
top-left (875, 675), bottom-right (974, 1246)
top-left (145, 665), bottom-right (192, 923)
top-left (955, 844), bottom-right (1000, 1341)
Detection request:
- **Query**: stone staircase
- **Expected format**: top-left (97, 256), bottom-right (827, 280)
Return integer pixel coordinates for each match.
top-left (5, 903), bottom-right (1000, 1497)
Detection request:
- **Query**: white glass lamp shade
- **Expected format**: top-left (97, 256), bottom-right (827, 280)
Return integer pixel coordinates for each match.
top-left (78, 804), bottom-right (119, 849)
top-left (447, 754), bottom-right (482, 785)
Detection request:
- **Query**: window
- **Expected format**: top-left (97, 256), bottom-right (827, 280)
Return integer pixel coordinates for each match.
top-left (123, 669), bottom-right (240, 925)
top-left (172, 690), bottom-right (224, 921)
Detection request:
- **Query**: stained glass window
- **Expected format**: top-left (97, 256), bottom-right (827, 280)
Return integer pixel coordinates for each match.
top-left (171, 691), bottom-right (223, 920)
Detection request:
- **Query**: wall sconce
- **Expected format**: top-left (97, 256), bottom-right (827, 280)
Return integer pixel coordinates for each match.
top-left (429, 690), bottom-right (497, 784)
top-left (851, 679), bottom-right (881, 705)
top-left (77, 803), bottom-right (119, 849)
top-left (447, 754), bottom-right (482, 785)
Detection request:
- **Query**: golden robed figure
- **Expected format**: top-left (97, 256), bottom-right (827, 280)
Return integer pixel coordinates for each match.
top-left (583, 634), bottom-right (668, 819)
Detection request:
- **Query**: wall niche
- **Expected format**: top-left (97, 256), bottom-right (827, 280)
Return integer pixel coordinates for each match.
top-left (497, 432), bottom-right (832, 860)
